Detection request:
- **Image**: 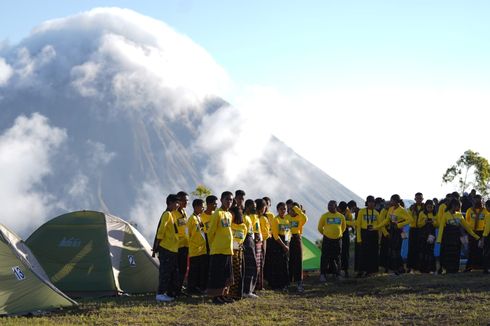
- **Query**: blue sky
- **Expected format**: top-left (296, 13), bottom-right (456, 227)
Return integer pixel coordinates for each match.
top-left (2, 1), bottom-right (490, 199)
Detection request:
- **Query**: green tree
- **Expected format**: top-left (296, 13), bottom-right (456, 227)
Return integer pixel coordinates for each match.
top-left (442, 150), bottom-right (490, 196)
top-left (191, 184), bottom-right (213, 199)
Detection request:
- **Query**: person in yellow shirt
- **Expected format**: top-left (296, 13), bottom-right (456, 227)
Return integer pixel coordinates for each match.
top-left (377, 194), bottom-right (413, 275)
top-left (407, 192), bottom-right (425, 273)
top-left (207, 191), bottom-right (234, 304)
top-left (482, 200), bottom-right (490, 274)
top-left (186, 199), bottom-right (207, 295)
top-left (263, 196), bottom-right (275, 285)
top-left (286, 202), bottom-right (308, 292)
top-left (356, 196), bottom-right (381, 277)
top-left (255, 198), bottom-right (269, 291)
top-left (376, 198), bottom-right (390, 273)
top-left (437, 198), bottom-right (480, 273)
top-left (269, 202), bottom-right (291, 290)
top-left (201, 195), bottom-right (218, 254)
top-left (155, 194), bottom-right (180, 302)
top-left (173, 191), bottom-right (190, 294)
top-left (338, 201), bottom-right (354, 278)
top-left (347, 200), bottom-right (361, 273)
top-left (228, 206), bottom-right (248, 300)
top-left (318, 200), bottom-right (346, 281)
top-left (418, 200), bottom-right (438, 273)
top-left (243, 199), bottom-right (258, 298)
top-left (235, 189), bottom-right (246, 210)
top-left (464, 194), bottom-right (486, 271)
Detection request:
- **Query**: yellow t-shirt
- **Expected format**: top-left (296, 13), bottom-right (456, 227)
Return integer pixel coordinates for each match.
top-left (201, 211), bottom-right (213, 234)
top-left (483, 210), bottom-right (490, 237)
top-left (207, 208), bottom-right (233, 255)
top-left (265, 210), bottom-right (275, 227)
top-left (378, 208), bottom-right (389, 237)
top-left (418, 212), bottom-right (438, 228)
top-left (272, 216), bottom-right (291, 241)
top-left (317, 212), bottom-right (346, 239)
top-left (172, 209), bottom-right (189, 248)
top-left (251, 214), bottom-right (262, 240)
top-left (156, 211), bottom-right (179, 253)
top-left (465, 207), bottom-right (487, 231)
top-left (260, 215), bottom-right (271, 241)
top-left (243, 214), bottom-right (254, 236)
top-left (437, 211), bottom-right (480, 243)
top-left (232, 223), bottom-right (247, 249)
top-left (356, 208), bottom-right (381, 243)
top-left (437, 203), bottom-right (447, 226)
top-left (409, 204), bottom-right (425, 228)
top-left (286, 206), bottom-right (308, 235)
top-left (344, 208), bottom-right (355, 228)
top-left (380, 206), bottom-right (413, 229)
top-left (187, 213), bottom-right (207, 257)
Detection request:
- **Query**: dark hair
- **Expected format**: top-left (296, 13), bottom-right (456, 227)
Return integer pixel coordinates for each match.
top-left (205, 195), bottom-right (218, 204)
top-left (347, 200), bottom-right (357, 209)
top-left (230, 206), bottom-right (243, 224)
top-left (177, 191), bottom-right (189, 199)
top-left (192, 199), bottom-right (204, 209)
top-left (276, 202), bottom-right (286, 210)
top-left (221, 191), bottom-right (233, 200)
top-left (451, 191), bottom-right (460, 200)
top-left (338, 201), bottom-right (347, 211)
top-left (286, 199), bottom-right (294, 205)
top-left (365, 195), bottom-right (375, 206)
top-left (166, 194), bottom-right (179, 205)
top-left (263, 196), bottom-right (271, 204)
top-left (255, 198), bottom-right (266, 212)
top-left (390, 194), bottom-right (401, 203)
top-left (448, 198), bottom-right (461, 211)
top-left (244, 199), bottom-right (255, 213)
top-left (328, 200), bottom-right (337, 207)
top-left (235, 189), bottom-right (246, 197)
top-left (415, 192), bottom-right (423, 197)
top-left (424, 200), bottom-right (435, 214)
top-left (485, 200), bottom-right (490, 209)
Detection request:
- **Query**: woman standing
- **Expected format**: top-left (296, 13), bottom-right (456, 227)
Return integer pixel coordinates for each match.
top-left (255, 198), bottom-right (270, 290)
top-left (269, 202), bottom-right (291, 290)
top-left (417, 200), bottom-right (438, 273)
top-left (437, 199), bottom-right (480, 273)
top-left (465, 195), bottom-right (486, 271)
top-left (228, 206), bottom-right (247, 300)
top-left (286, 202), bottom-right (308, 292)
top-left (243, 199), bottom-right (258, 298)
top-left (356, 196), bottom-right (381, 277)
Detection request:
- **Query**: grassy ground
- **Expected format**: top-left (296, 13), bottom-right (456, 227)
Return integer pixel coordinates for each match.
top-left (4, 271), bottom-right (490, 326)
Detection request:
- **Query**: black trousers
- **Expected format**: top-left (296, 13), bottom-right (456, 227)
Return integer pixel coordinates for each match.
top-left (321, 236), bottom-right (342, 276)
top-left (289, 234), bottom-right (303, 282)
top-left (388, 224), bottom-right (404, 273)
top-left (177, 247), bottom-right (189, 289)
top-left (341, 229), bottom-right (350, 272)
top-left (360, 229), bottom-right (379, 274)
top-left (466, 231), bottom-right (483, 269)
top-left (157, 247), bottom-right (179, 296)
top-left (407, 228), bottom-right (420, 270)
top-left (483, 237), bottom-right (490, 271)
top-left (187, 254), bottom-right (208, 292)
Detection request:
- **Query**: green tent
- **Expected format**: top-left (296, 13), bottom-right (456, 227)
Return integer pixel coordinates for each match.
top-left (26, 210), bottom-right (159, 297)
top-left (302, 237), bottom-right (321, 271)
top-left (0, 224), bottom-right (76, 316)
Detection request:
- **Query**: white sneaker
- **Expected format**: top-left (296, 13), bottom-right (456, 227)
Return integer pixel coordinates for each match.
top-left (244, 293), bottom-right (259, 299)
top-left (319, 274), bottom-right (327, 282)
top-left (156, 293), bottom-right (175, 302)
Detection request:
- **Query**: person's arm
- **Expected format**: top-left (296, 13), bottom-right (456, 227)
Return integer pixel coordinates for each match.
top-left (436, 214), bottom-right (446, 243)
top-left (341, 214), bottom-right (346, 234)
top-left (356, 209), bottom-right (362, 243)
top-left (483, 213), bottom-right (490, 237)
top-left (318, 215), bottom-right (325, 235)
top-left (207, 210), bottom-right (219, 245)
top-left (397, 209), bottom-right (413, 229)
top-left (293, 206), bottom-right (308, 232)
top-left (460, 216), bottom-right (480, 240)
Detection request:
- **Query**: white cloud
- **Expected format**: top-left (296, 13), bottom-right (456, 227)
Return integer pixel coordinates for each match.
top-left (0, 113), bottom-right (66, 236)
top-left (0, 57), bottom-right (13, 86)
top-left (129, 181), bottom-right (166, 239)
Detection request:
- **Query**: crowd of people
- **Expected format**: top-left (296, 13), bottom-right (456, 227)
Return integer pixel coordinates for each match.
top-left (152, 189), bottom-right (490, 304)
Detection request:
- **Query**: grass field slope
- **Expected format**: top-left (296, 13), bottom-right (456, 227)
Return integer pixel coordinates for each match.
top-left (4, 272), bottom-right (490, 325)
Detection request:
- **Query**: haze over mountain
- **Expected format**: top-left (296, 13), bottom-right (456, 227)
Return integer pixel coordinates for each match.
top-left (0, 8), bottom-right (361, 240)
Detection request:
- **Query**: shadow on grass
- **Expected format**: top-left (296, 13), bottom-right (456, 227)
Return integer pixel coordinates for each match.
top-left (299, 271), bottom-right (490, 298)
